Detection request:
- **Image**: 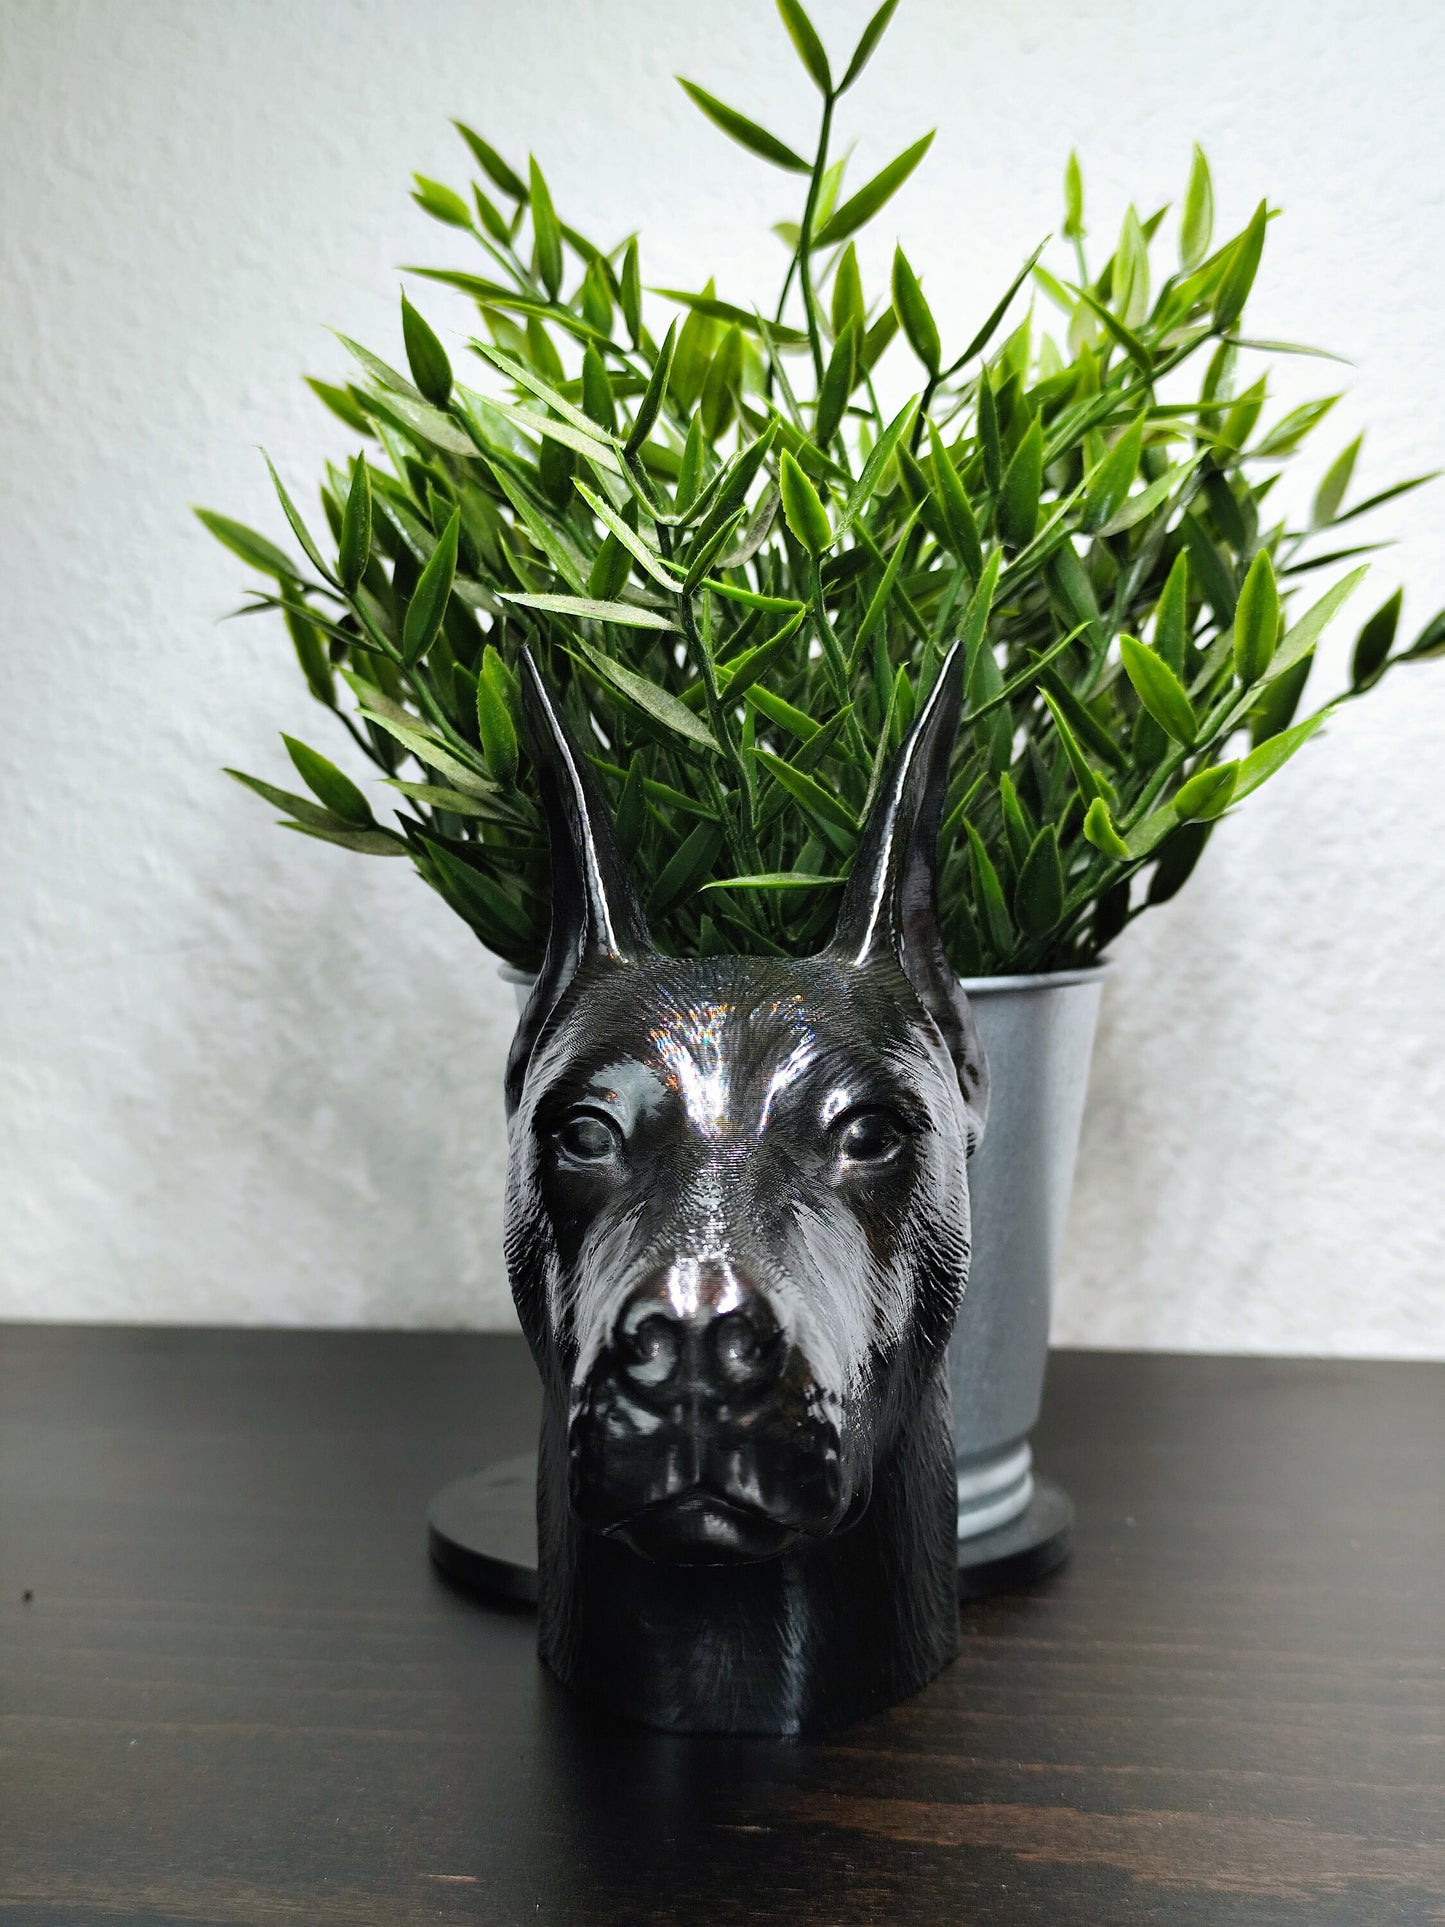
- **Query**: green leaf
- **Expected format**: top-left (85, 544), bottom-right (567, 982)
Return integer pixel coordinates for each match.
top-left (650, 288), bottom-right (810, 347)
top-left (926, 423), bottom-right (983, 579)
top-left (471, 341), bottom-right (622, 448)
top-left (580, 343), bottom-right (615, 434)
top-left (813, 132), bottom-right (935, 249)
top-left (282, 821), bottom-right (410, 858)
top-left (281, 735), bottom-right (373, 826)
top-left (649, 820), bottom-right (726, 919)
top-left (1402, 609), bottom-right (1445, 662)
top-left (1154, 550), bottom-right (1190, 674)
top-left (755, 748), bottom-right (858, 834)
top-left (195, 509), bottom-right (297, 579)
top-left (954, 240), bottom-right (1048, 368)
top-left (1233, 549), bottom-right (1279, 685)
top-left (580, 259), bottom-right (614, 337)
top-left (1014, 825), bottom-right (1064, 936)
top-left (860, 303), bottom-right (899, 372)
top-left (262, 453), bottom-right (335, 584)
top-left (411, 173), bottom-right (472, 228)
top-left (423, 838), bottom-right (536, 941)
top-left (964, 821), bottom-right (1013, 952)
top-left (573, 480), bottom-right (682, 592)
top-left (364, 387), bottom-right (478, 458)
top-left (1120, 633), bottom-right (1197, 744)
top-left (1042, 689), bottom-right (1109, 805)
top-left (338, 456), bottom-right (371, 593)
top-left (471, 182), bottom-right (511, 244)
top-left (839, 0), bottom-right (899, 89)
top-left (501, 590), bottom-right (678, 631)
top-left (977, 374), bottom-right (1002, 490)
top-left (401, 507), bottom-right (459, 666)
top-left (573, 641), bottom-right (719, 753)
top-left (777, 0), bottom-right (831, 92)
top-left (1214, 200), bottom-right (1267, 333)
top-left (400, 293), bottom-right (452, 407)
top-left (891, 246), bottom-right (940, 375)
top-left (1233, 708), bottom-right (1331, 800)
top-left (831, 241), bottom-right (865, 341)
top-left (1113, 205), bottom-right (1150, 332)
top-left (528, 156), bottom-right (563, 298)
top-left (305, 378), bottom-right (372, 436)
top-left (716, 609), bottom-right (807, 696)
top-left (1350, 589), bottom-right (1402, 688)
top-left (700, 323), bottom-right (744, 439)
top-left (1063, 151), bottom-right (1084, 241)
top-left (1081, 413), bottom-right (1144, 532)
top-left (620, 239), bottom-right (643, 346)
top-left (676, 79), bottom-right (810, 172)
top-left (1180, 145), bottom-right (1214, 270)
top-left (1094, 455), bottom-right (1200, 540)
top-left (284, 604), bottom-right (334, 706)
top-left (745, 684), bottom-right (821, 742)
top-left (1082, 796), bottom-right (1130, 860)
top-left (702, 870), bottom-right (844, 893)
top-left (998, 773), bottom-right (1034, 869)
top-left (476, 645), bottom-right (520, 785)
top-left (997, 416), bottom-right (1044, 550)
top-left (384, 779), bottom-right (515, 822)
top-left (1074, 286), bottom-right (1153, 375)
top-left (1173, 760), bottom-right (1238, 820)
top-left (227, 768), bottom-right (346, 834)
top-left (1182, 512), bottom-right (1238, 625)
top-left (780, 449), bottom-right (833, 556)
top-left (452, 122), bottom-right (528, 201)
top-left (815, 321), bottom-right (856, 447)
top-left (624, 320), bottom-right (676, 456)
top-left (839, 396), bottom-right (917, 537)
top-left (1311, 436), bottom-right (1361, 528)
top-left (334, 331), bottom-right (422, 401)
top-left (1034, 663), bottom-right (1126, 769)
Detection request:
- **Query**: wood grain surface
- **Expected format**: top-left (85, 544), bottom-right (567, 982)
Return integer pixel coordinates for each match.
top-left (1, 1327), bottom-right (1440, 1925)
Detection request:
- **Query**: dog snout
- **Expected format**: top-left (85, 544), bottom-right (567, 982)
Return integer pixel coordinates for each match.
top-left (613, 1262), bottom-right (786, 1410)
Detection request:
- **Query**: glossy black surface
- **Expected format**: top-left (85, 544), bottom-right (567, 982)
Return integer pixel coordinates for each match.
top-left (503, 647), bottom-right (988, 1734)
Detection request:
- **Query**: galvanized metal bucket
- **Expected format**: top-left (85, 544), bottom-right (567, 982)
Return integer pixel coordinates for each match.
top-left (950, 968), bottom-right (1106, 1538)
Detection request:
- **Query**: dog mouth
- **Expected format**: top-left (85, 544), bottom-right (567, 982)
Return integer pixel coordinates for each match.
top-left (602, 1490), bottom-right (809, 1565)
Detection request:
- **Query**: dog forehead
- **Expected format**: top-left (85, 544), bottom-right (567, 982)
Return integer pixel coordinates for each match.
top-left (530, 954), bottom-right (928, 1121)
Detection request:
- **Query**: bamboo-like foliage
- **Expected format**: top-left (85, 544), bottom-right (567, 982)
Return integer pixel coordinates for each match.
top-left (201, 1), bottom-right (1443, 975)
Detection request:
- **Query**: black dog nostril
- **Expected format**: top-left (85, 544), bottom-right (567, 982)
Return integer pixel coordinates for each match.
top-left (710, 1304), bottom-right (783, 1390)
top-left (612, 1271), bottom-right (786, 1406)
top-left (619, 1311), bottom-right (681, 1391)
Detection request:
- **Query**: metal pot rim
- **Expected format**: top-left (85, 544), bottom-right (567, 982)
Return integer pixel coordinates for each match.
top-left (958, 962), bottom-right (1113, 996)
top-left (499, 960), bottom-right (1114, 993)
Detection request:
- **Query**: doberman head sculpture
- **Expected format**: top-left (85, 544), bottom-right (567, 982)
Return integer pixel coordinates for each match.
top-left (503, 642), bottom-right (988, 1735)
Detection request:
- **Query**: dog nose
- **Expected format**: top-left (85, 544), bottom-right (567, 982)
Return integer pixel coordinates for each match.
top-left (614, 1265), bottom-right (785, 1407)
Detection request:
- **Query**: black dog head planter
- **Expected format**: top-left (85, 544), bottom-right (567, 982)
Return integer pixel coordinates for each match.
top-left (503, 642), bottom-right (988, 1736)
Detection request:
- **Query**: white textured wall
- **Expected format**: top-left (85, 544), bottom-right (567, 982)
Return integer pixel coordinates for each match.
top-left (2, 0), bottom-right (1442, 1352)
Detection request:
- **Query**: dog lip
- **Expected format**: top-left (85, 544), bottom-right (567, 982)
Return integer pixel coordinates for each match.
top-left (600, 1489), bottom-right (812, 1565)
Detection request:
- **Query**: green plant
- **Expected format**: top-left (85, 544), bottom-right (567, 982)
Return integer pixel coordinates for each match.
top-left (201, 0), bottom-right (1443, 976)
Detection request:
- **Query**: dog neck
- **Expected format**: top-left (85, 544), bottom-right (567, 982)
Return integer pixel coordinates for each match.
top-left (534, 1362), bottom-right (960, 1736)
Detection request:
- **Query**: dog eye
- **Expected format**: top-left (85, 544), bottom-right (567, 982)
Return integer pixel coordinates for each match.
top-left (557, 1112), bottom-right (622, 1163)
top-left (833, 1108), bottom-right (904, 1164)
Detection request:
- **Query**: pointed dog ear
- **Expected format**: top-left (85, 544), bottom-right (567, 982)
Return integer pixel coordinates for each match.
top-left (505, 649), bottom-right (653, 1113)
top-left (829, 641), bottom-right (988, 1140)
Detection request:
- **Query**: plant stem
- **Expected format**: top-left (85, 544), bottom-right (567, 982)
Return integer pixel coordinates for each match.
top-left (796, 95), bottom-right (835, 385)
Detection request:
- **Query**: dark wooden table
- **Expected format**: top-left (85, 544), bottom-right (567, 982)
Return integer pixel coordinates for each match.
top-left (1, 1328), bottom-right (1440, 1925)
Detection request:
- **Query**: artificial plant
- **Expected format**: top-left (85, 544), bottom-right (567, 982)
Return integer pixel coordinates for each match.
top-left (201, 0), bottom-right (1442, 976)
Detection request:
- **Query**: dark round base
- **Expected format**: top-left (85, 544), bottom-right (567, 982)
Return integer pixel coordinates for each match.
top-left (428, 1457), bottom-right (1073, 1606)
